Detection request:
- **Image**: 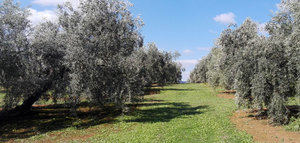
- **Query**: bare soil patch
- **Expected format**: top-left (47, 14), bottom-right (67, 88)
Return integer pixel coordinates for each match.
top-left (216, 93), bottom-right (235, 99)
top-left (231, 110), bottom-right (300, 143)
top-left (216, 90), bottom-right (235, 99)
top-left (216, 91), bottom-right (300, 143)
top-left (220, 90), bottom-right (236, 94)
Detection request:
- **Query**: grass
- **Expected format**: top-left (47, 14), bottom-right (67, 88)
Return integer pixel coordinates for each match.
top-left (0, 83), bottom-right (254, 143)
top-left (285, 117), bottom-right (300, 131)
top-left (85, 84), bottom-right (253, 143)
top-left (287, 96), bottom-right (300, 106)
top-left (0, 88), bottom-right (5, 108)
top-left (285, 96), bottom-right (300, 132)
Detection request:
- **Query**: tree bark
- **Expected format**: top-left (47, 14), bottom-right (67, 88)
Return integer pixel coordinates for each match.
top-left (0, 81), bottom-right (52, 119)
top-left (19, 81), bottom-right (52, 111)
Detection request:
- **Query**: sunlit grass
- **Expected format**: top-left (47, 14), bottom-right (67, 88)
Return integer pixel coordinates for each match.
top-left (86, 84), bottom-right (253, 143)
top-left (286, 96), bottom-right (300, 132)
top-left (287, 96), bottom-right (300, 106)
top-left (1, 83), bottom-right (254, 143)
top-left (0, 88), bottom-right (5, 108)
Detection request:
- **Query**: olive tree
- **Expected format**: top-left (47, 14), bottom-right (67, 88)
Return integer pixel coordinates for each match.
top-left (233, 19), bottom-right (259, 108)
top-left (219, 2), bottom-right (298, 124)
top-left (57, 0), bottom-right (144, 110)
top-left (0, 0), bottom-right (183, 116)
top-left (135, 43), bottom-right (182, 86)
top-left (269, 0), bottom-right (300, 98)
top-left (57, 0), bottom-right (181, 111)
top-left (0, 0), bottom-right (145, 113)
top-left (218, 19), bottom-right (258, 90)
top-left (206, 46), bottom-right (223, 87)
top-left (189, 56), bottom-right (209, 83)
top-left (220, 17), bottom-right (292, 124)
top-left (190, 2), bottom-right (299, 124)
top-left (0, 0), bottom-right (30, 111)
top-left (0, 0), bottom-right (68, 114)
top-left (29, 22), bottom-right (69, 104)
top-left (189, 44), bottom-right (224, 86)
top-left (260, 0), bottom-right (299, 124)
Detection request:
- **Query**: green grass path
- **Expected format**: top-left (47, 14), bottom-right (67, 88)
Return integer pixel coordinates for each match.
top-left (14, 83), bottom-right (253, 143)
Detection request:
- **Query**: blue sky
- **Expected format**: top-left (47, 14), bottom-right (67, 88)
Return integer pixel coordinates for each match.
top-left (15, 0), bottom-right (280, 81)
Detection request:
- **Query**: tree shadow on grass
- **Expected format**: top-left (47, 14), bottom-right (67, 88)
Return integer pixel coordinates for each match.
top-left (0, 102), bottom-right (121, 142)
top-left (143, 88), bottom-right (195, 95)
top-left (126, 102), bottom-right (208, 123)
top-left (160, 88), bottom-right (195, 91)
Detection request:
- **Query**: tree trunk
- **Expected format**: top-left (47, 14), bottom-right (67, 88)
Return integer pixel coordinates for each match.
top-left (19, 81), bottom-right (52, 111)
top-left (17, 92), bottom-right (43, 112)
top-left (0, 81), bottom-right (52, 119)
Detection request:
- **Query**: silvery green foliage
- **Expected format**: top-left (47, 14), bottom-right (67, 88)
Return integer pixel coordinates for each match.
top-left (221, 17), bottom-right (292, 124)
top-left (266, 42), bottom-right (290, 124)
top-left (0, 0), bottom-right (182, 114)
top-left (250, 36), bottom-right (292, 124)
top-left (219, 2), bottom-right (298, 124)
top-left (135, 43), bottom-right (182, 86)
top-left (57, 0), bottom-right (144, 109)
top-left (276, 0), bottom-right (300, 97)
top-left (30, 22), bottom-right (69, 103)
top-left (0, 0), bottom-right (29, 83)
top-left (0, 0), bottom-right (31, 109)
top-left (289, 2), bottom-right (300, 97)
top-left (262, 0), bottom-right (299, 124)
top-left (190, 2), bottom-right (299, 123)
top-left (248, 37), bottom-right (271, 109)
top-left (233, 19), bottom-right (259, 108)
top-left (206, 46), bottom-right (223, 87)
top-left (189, 57), bottom-right (209, 83)
top-left (189, 44), bottom-right (224, 86)
top-left (218, 18), bottom-right (258, 90)
top-left (0, 0), bottom-right (68, 110)
top-left (56, 0), bottom-right (181, 110)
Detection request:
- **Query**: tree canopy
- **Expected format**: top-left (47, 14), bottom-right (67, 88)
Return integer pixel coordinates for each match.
top-left (190, 0), bottom-right (299, 124)
top-left (0, 0), bottom-right (182, 116)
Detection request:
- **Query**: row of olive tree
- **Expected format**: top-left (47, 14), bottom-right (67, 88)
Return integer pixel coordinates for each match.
top-left (0, 0), bottom-right (182, 115)
top-left (134, 43), bottom-right (182, 86)
top-left (189, 56), bottom-right (209, 83)
top-left (190, 0), bottom-right (299, 124)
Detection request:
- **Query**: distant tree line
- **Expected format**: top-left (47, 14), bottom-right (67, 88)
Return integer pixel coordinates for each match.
top-left (0, 0), bottom-right (182, 116)
top-left (190, 0), bottom-right (299, 125)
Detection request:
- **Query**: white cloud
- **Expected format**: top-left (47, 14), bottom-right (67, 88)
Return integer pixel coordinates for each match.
top-left (177, 60), bottom-right (198, 66)
top-left (258, 22), bottom-right (268, 35)
top-left (28, 0), bottom-right (81, 26)
top-left (181, 72), bottom-right (190, 82)
top-left (213, 12), bottom-right (236, 25)
top-left (32, 0), bottom-right (80, 7)
top-left (32, 0), bottom-right (65, 6)
top-left (182, 49), bottom-right (193, 55)
top-left (28, 8), bottom-right (58, 26)
top-left (176, 59), bottom-right (199, 81)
